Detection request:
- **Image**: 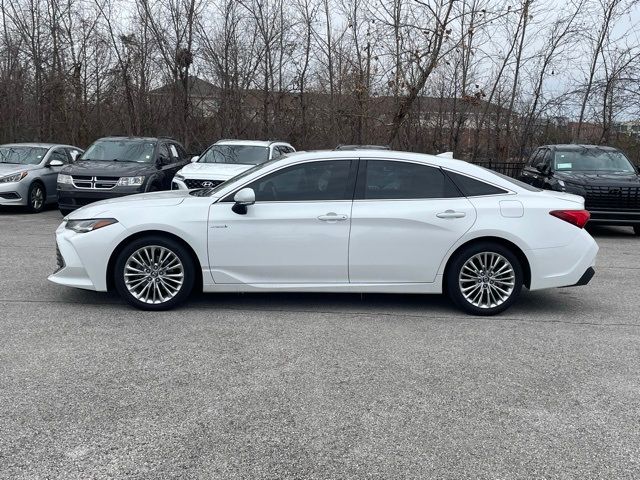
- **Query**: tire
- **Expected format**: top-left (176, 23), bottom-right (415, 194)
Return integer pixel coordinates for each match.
top-left (114, 236), bottom-right (195, 311)
top-left (634, 225), bottom-right (640, 236)
top-left (446, 242), bottom-right (523, 316)
top-left (26, 181), bottom-right (46, 213)
top-left (59, 208), bottom-right (73, 217)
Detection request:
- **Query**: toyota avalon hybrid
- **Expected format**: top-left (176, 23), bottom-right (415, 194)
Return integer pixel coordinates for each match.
top-left (49, 150), bottom-right (598, 315)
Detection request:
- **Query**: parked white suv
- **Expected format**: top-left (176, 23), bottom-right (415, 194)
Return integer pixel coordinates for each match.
top-left (172, 139), bottom-right (295, 190)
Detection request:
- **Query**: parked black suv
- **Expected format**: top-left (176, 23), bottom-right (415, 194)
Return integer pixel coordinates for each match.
top-left (57, 137), bottom-right (190, 214)
top-left (519, 144), bottom-right (640, 234)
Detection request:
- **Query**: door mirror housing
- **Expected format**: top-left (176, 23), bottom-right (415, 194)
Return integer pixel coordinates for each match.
top-left (232, 188), bottom-right (255, 215)
top-left (48, 159), bottom-right (64, 167)
top-left (536, 163), bottom-right (551, 176)
top-left (191, 155), bottom-right (199, 163)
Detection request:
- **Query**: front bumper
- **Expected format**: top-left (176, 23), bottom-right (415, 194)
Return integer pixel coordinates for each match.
top-left (57, 185), bottom-right (142, 211)
top-left (0, 181), bottom-right (29, 206)
top-left (588, 210), bottom-right (640, 226)
top-left (48, 220), bottom-right (127, 291)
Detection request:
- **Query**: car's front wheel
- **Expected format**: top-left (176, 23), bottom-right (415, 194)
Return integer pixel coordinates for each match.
top-left (446, 242), bottom-right (523, 316)
top-left (27, 181), bottom-right (46, 213)
top-left (114, 236), bottom-right (195, 310)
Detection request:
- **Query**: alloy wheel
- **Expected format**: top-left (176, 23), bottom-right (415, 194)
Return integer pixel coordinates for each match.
top-left (31, 186), bottom-right (44, 210)
top-left (458, 252), bottom-right (516, 309)
top-left (123, 246), bottom-right (184, 304)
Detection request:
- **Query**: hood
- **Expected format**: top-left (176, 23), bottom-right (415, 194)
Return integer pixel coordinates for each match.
top-left (62, 160), bottom-right (154, 177)
top-left (67, 190), bottom-right (191, 219)
top-left (556, 170), bottom-right (640, 187)
top-left (0, 163), bottom-right (41, 176)
top-left (179, 162), bottom-right (253, 179)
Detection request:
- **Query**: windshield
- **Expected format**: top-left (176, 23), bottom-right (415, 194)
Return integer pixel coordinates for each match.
top-left (0, 146), bottom-right (48, 165)
top-left (81, 140), bottom-right (156, 163)
top-left (198, 144), bottom-right (269, 165)
top-left (554, 149), bottom-right (635, 172)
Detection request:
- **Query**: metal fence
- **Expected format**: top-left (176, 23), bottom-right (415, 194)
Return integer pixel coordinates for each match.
top-left (471, 161), bottom-right (525, 179)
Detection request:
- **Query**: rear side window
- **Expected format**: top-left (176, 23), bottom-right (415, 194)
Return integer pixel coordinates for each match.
top-left (446, 171), bottom-right (507, 196)
top-left (362, 160), bottom-right (460, 199)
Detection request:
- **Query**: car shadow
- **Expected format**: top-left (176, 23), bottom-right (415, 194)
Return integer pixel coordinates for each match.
top-left (586, 224), bottom-right (636, 238)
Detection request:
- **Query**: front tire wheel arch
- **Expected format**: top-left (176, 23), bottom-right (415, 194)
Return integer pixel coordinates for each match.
top-left (107, 231), bottom-right (203, 295)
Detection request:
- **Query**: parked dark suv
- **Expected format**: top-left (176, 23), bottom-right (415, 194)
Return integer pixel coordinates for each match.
top-left (57, 137), bottom-right (190, 214)
top-left (519, 144), bottom-right (640, 234)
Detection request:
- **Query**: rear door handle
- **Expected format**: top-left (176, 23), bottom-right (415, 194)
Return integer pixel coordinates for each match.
top-left (436, 210), bottom-right (466, 219)
top-left (318, 213), bottom-right (348, 222)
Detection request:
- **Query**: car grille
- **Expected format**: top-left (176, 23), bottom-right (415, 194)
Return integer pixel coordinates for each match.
top-left (185, 179), bottom-right (225, 189)
top-left (583, 185), bottom-right (640, 211)
top-left (55, 243), bottom-right (65, 272)
top-left (71, 175), bottom-right (119, 190)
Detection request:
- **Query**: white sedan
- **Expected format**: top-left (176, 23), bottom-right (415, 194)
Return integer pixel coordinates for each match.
top-left (49, 150), bottom-right (598, 315)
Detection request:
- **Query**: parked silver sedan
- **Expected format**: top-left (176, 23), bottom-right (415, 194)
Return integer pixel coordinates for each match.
top-left (0, 143), bottom-right (83, 213)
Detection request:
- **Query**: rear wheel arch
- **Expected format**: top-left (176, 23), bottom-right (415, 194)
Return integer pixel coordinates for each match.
top-left (442, 236), bottom-right (531, 291)
top-left (106, 230), bottom-right (203, 293)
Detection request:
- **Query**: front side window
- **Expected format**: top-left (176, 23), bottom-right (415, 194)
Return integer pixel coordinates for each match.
top-left (81, 140), bottom-right (156, 163)
top-left (0, 146), bottom-right (48, 165)
top-left (554, 149), bottom-right (635, 172)
top-left (246, 160), bottom-right (353, 202)
top-left (49, 150), bottom-right (69, 164)
top-left (363, 160), bottom-right (459, 199)
top-left (199, 144), bottom-right (270, 165)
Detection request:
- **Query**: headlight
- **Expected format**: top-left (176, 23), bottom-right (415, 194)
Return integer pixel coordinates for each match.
top-left (0, 171), bottom-right (28, 183)
top-left (65, 218), bottom-right (118, 233)
top-left (174, 174), bottom-right (185, 182)
top-left (57, 173), bottom-right (73, 184)
top-left (117, 176), bottom-right (145, 186)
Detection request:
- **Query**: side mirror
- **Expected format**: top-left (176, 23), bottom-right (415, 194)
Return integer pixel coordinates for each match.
top-left (49, 159), bottom-right (64, 167)
top-left (231, 187), bottom-right (255, 215)
top-left (191, 155), bottom-right (199, 163)
top-left (536, 164), bottom-right (550, 176)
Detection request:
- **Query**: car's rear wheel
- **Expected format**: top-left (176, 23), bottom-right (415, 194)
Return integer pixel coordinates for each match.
top-left (27, 181), bottom-right (46, 213)
top-left (114, 236), bottom-right (195, 311)
top-left (446, 242), bottom-right (523, 316)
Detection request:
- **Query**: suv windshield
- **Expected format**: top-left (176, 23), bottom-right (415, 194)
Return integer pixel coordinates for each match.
top-left (81, 139), bottom-right (156, 163)
top-left (554, 149), bottom-right (635, 172)
top-left (199, 144), bottom-right (269, 165)
top-left (0, 146), bottom-right (48, 165)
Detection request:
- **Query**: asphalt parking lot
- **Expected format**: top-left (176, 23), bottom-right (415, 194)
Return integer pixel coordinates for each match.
top-left (1, 207), bottom-right (639, 479)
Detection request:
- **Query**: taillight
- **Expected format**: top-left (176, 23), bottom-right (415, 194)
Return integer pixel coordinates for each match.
top-left (550, 209), bottom-right (590, 228)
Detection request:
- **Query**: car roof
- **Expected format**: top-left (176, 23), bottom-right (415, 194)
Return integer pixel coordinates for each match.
top-left (0, 142), bottom-right (66, 149)
top-left (96, 136), bottom-right (166, 142)
top-left (543, 144), bottom-right (620, 152)
top-left (215, 139), bottom-right (290, 147)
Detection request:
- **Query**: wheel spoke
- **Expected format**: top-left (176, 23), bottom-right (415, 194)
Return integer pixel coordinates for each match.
top-left (458, 252), bottom-right (515, 309)
top-left (124, 245), bottom-right (184, 304)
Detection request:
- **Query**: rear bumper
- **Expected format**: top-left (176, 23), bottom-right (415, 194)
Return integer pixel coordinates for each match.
top-left (527, 230), bottom-right (599, 290)
top-left (566, 267), bottom-right (595, 287)
top-left (57, 186), bottom-right (142, 211)
top-left (588, 210), bottom-right (640, 226)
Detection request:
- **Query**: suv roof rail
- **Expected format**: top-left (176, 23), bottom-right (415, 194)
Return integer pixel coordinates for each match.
top-left (335, 144), bottom-right (391, 151)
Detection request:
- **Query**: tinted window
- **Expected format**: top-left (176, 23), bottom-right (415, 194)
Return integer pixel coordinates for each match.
top-left (66, 148), bottom-right (82, 162)
top-left (246, 160), bottom-right (353, 201)
top-left (446, 171), bottom-right (507, 196)
top-left (363, 160), bottom-right (458, 199)
top-left (159, 144), bottom-right (171, 161)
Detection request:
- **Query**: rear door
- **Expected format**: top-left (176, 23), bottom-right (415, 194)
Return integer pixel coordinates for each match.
top-left (349, 159), bottom-right (477, 283)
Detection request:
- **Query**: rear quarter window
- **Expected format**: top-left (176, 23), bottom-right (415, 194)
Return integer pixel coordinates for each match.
top-left (446, 171), bottom-right (508, 196)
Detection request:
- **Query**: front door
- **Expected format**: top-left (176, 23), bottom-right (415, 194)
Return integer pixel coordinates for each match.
top-left (349, 159), bottom-right (477, 283)
top-left (207, 159), bottom-right (357, 284)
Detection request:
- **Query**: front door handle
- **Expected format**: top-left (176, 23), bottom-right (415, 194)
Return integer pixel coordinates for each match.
top-left (318, 212), bottom-right (348, 222)
top-left (436, 210), bottom-right (466, 219)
